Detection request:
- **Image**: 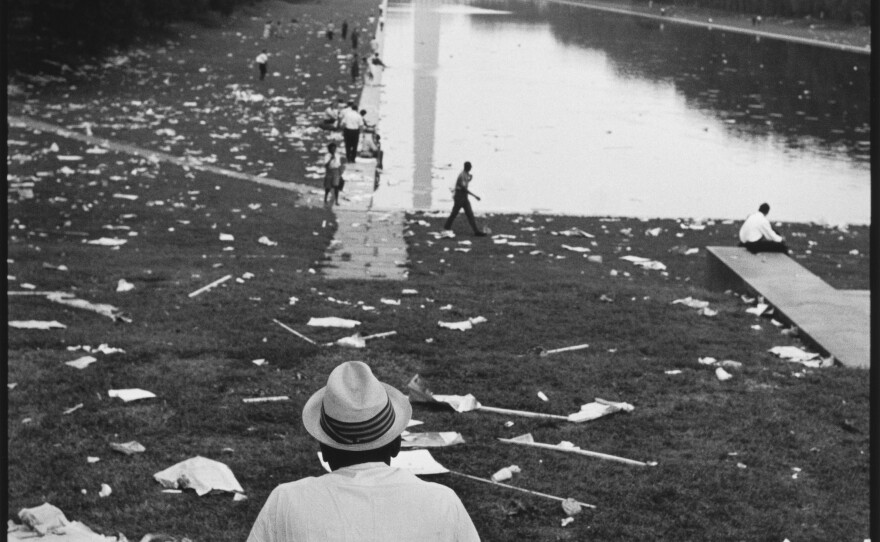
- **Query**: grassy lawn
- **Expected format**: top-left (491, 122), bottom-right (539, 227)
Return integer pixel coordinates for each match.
top-left (7, 0), bottom-right (870, 541)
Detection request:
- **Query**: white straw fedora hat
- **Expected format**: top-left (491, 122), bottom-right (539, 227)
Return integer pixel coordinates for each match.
top-left (302, 361), bottom-right (411, 452)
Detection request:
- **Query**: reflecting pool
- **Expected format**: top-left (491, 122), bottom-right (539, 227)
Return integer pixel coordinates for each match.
top-left (371, 0), bottom-right (870, 225)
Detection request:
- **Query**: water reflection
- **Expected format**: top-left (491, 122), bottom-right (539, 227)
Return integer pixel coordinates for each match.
top-left (375, 0), bottom-right (869, 224)
top-left (475, 0), bottom-right (870, 164)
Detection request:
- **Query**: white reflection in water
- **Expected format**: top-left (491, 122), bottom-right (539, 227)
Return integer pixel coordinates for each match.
top-left (373, 2), bottom-right (869, 225)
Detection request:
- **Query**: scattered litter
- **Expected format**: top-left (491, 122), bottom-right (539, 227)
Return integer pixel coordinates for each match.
top-left (746, 303), bottom-right (769, 316)
top-left (9, 503), bottom-right (123, 540)
top-left (402, 289), bottom-right (418, 295)
top-left (587, 255), bottom-right (603, 263)
top-left (551, 228), bottom-right (594, 238)
top-left (380, 298), bottom-right (401, 305)
top-left (110, 441), bottom-right (146, 455)
top-left (153, 456), bottom-right (244, 496)
top-left (599, 294), bottom-right (614, 303)
top-left (108, 388), bottom-right (156, 402)
top-left (63, 403), bottom-right (84, 415)
top-left (698, 357), bottom-right (717, 365)
top-left (715, 367), bottom-right (733, 381)
top-left (98, 484), bottom-right (112, 498)
top-left (768, 346), bottom-right (831, 367)
top-left (561, 244), bottom-right (591, 253)
top-left (9, 320), bottom-right (67, 330)
top-left (491, 465), bottom-right (521, 482)
top-left (562, 497), bottom-right (583, 516)
top-left (112, 193), bottom-right (138, 201)
top-left (251, 358), bottom-right (267, 366)
top-left (567, 398), bottom-right (634, 423)
top-left (537, 343), bottom-right (589, 357)
top-left (537, 391), bottom-right (549, 402)
top-left (671, 297), bottom-right (709, 309)
top-left (67, 344), bottom-right (124, 355)
top-left (116, 279), bottom-right (135, 292)
top-left (561, 517), bottom-right (575, 527)
top-left (219, 233), bottom-right (235, 242)
top-left (700, 307), bottom-right (718, 317)
top-left (619, 255), bottom-right (666, 270)
top-left (288, 296), bottom-right (299, 306)
top-left (242, 396), bottom-right (289, 403)
top-left (45, 292), bottom-right (131, 323)
top-left (87, 457), bottom-right (100, 463)
top-left (335, 330), bottom-right (397, 348)
top-left (437, 316), bottom-right (487, 331)
top-left (188, 274), bottom-right (233, 298)
top-left (499, 433), bottom-right (648, 466)
top-left (645, 227), bottom-right (662, 236)
top-left (65, 356), bottom-right (97, 369)
top-left (401, 431), bottom-right (466, 448)
top-left (86, 237), bottom-right (128, 247)
top-left (665, 370), bottom-right (682, 375)
top-left (307, 316), bottom-right (361, 328)
top-left (273, 319), bottom-right (317, 345)
top-left (257, 236), bottom-right (278, 246)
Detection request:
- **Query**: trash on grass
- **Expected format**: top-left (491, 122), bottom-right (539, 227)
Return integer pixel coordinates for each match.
top-left (401, 431), bottom-right (465, 448)
top-left (746, 303), bottom-right (769, 316)
top-left (491, 465), bottom-right (521, 482)
top-left (153, 456), bottom-right (244, 496)
top-left (561, 517), bottom-right (575, 527)
top-left (619, 255), bottom-right (666, 270)
top-left (242, 396), bottom-right (289, 403)
top-left (63, 403), bottom-right (84, 415)
top-left (715, 367), bottom-right (733, 381)
top-left (110, 441), bottom-right (146, 455)
top-left (98, 484), bottom-right (112, 498)
top-left (537, 391), bottom-right (549, 402)
top-left (567, 398), bottom-right (634, 423)
top-left (86, 237), bottom-right (127, 247)
top-left (65, 356), bottom-right (97, 369)
top-left (498, 433), bottom-right (647, 466)
top-left (188, 274), bottom-right (233, 298)
top-left (116, 279), bottom-right (135, 292)
top-left (9, 503), bottom-right (124, 540)
top-left (561, 244), bottom-right (591, 253)
top-left (562, 498), bottom-right (583, 516)
top-left (257, 236), bottom-right (277, 246)
top-left (538, 343), bottom-right (589, 357)
top-left (437, 316), bottom-right (487, 331)
top-left (307, 316), bottom-right (361, 328)
top-left (44, 292), bottom-right (131, 323)
top-left (108, 389), bottom-right (156, 402)
top-left (335, 330), bottom-right (397, 348)
top-left (273, 318), bottom-right (317, 345)
top-left (671, 297), bottom-right (709, 309)
top-left (768, 346), bottom-right (831, 367)
top-left (9, 320), bottom-right (67, 330)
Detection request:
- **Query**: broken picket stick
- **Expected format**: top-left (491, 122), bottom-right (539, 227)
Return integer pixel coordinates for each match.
top-left (498, 434), bottom-right (647, 467)
top-left (272, 319), bottom-right (317, 345)
top-left (539, 343), bottom-right (590, 357)
top-left (448, 471), bottom-right (596, 509)
top-left (188, 274), bottom-right (233, 298)
top-left (476, 405), bottom-right (569, 421)
top-left (334, 330), bottom-right (398, 348)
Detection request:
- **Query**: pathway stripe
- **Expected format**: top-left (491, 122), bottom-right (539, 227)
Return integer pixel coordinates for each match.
top-left (550, 0), bottom-right (870, 54)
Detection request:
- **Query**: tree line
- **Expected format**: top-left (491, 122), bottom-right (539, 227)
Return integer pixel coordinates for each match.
top-left (647, 0), bottom-right (870, 23)
top-left (6, 0), bottom-right (258, 71)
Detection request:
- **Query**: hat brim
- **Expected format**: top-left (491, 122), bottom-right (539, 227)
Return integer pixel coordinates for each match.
top-left (302, 383), bottom-right (412, 452)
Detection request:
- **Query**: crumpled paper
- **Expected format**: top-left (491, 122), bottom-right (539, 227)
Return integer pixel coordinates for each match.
top-left (567, 398), bottom-right (634, 423)
top-left (153, 456), bottom-right (244, 496)
top-left (437, 316), bottom-right (487, 331)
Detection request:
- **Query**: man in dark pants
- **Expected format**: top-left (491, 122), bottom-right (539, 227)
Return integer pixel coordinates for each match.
top-left (738, 202), bottom-right (789, 253)
top-left (338, 102), bottom-right (364, 163)
top-left (443, 161), bottom-right (486, 236)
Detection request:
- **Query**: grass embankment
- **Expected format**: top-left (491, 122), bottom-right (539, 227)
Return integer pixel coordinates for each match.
top-left (7, 0), bottom-right (871, 541)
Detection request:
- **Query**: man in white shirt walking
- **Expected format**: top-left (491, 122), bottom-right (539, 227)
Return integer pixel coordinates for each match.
top-left (246, 361), bottom-right (480, 542)
top-left (338, 101), bottom-right (365, 162)
top-left (738, 203), bottom-right (789, 253)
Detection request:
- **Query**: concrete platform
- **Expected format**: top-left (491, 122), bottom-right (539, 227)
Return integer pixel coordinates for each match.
top-left (706, 247), bottom-right (870, 369)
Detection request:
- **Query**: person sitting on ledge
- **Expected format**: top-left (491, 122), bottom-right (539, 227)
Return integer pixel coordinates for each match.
top-left (738, 202), bottom-right (789, 254)
top-left (246, 361), bottom-right (480, 542)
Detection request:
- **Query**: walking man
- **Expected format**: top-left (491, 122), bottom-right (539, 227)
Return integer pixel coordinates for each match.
top-left (246, 361), bottom-right (481, 542)
top-left (339, 101), bottom-right (364, 163)
top-left (738, 202), bottom-right (789, 253)
top-left (255, 49), bottom-right (269, 81)
top-left (444, 161), bottom-right (487, 236)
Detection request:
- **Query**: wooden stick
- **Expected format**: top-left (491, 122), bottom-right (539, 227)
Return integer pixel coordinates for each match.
top-left (363, 330), bottom-right (397, 340)
top-left (448, 471), bottom-right (596, 509)
top-left (188, 274), bottom-right (232, 298)
top-left (498, 438), bottom-right (647, 467)
top-left (477, 405), bottom-right (569, 421)
top-left (242, 396), bottom-right (289, 403)
top-left (540, 343), bottom-right (590, 357)
top-left (272, 319), bottom-right (317, 345)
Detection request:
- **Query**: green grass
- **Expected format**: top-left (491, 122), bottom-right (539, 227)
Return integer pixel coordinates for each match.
top-left (7, 0), bottom-right (870, 541)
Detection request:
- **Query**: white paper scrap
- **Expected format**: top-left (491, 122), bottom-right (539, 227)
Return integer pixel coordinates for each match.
top-left (9, 320), bottom-right (67, 330)
top-left (715, 367), bottom-right (733, 381)
top-left (108, 388), bottom-right (156, 402)
top-left (401, 431), bottom-right (465, 448)
top-left (153, 456), bottom-right (245, 496)
top-left (66, 356), bottom-right (97, 369)
top-left (116, 279), bottom-right (135, 292)
top-left (87, 238), bottom-right (127, 246)
top-left (307, 316), bottom-right (361, 328)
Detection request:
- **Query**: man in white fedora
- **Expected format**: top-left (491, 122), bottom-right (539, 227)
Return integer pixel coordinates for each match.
top-left (246, 361), bottom-right (480, 541)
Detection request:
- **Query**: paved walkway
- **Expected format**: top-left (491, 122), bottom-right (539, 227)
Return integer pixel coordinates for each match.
top-left (706, 247), bottom-right (870, 369)
top-left (321, 0), bottom-right (409, 281)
